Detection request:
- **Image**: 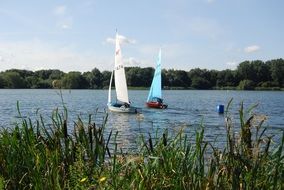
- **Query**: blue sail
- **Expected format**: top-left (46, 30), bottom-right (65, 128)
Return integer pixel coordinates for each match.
top-left (147, 49), bottom-right (162, 102)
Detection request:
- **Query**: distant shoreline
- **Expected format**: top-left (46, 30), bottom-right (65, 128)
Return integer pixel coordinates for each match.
top-left (0, 87), bottom-right (283, 91)
top-left (1, 58), bottom-right (283, 90)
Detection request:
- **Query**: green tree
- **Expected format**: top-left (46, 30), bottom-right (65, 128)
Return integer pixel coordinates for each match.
top-left (250, 60), bottom-right (271, 84)
top-left (162, 69), bottom-right (169, 87)
top-left (127, 68), bottom-right (138, 86)
top-left (2, 72), bottom-right (26, 88)
top-left (125, 67), bottom-right (155, 87)
top-left (83, 68), bottom-right (102, 89)
top-left (208, 70), bottom-right (218, 87)
top-left (188, 68), bottom-right (212, 89)
top-left (216, 69), bottom-right (237, 87)
top-left (6, 69), bottom-right (34, 79)
top-left (101, 70), bottom-right (112, 88)
top-left (191, 77), bottom-right (211, 89)
top-left (142, 67), bottom-right (155, 87)
top-left (237, 61), bottom-right (254, 81)
top-left (34, 70), bottom-right (53, 80)
top-left (49, 70), bottom-right (64, 80)
top-left (238, 80), bottom-right (255, 90)
top-left (62, 72), bottom-right (87, 89)
top-left (0, 74), bottom-right (7, 88)
top-left (25, 76), bottom-right (40, 88)
top-left (236, 60), bottom-right (271, 85)
top-left (164, 69), bottom-right (175, 87)
top-left (267, 59), bottom-right (284, 87)
top-left (125, 67), bottom-right (141, 87)
top-left (37, 79), bottom-right (52, 88)
top-left (171, 70), bottom-right (190, 87)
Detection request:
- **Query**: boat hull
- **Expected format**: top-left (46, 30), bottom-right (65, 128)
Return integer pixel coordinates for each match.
top-left (108, 103), bottom-right (138, 113)
top-left (146, 101), bottom-right (168, 109)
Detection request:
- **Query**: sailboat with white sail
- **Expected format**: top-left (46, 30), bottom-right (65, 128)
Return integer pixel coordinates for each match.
top-left (146, 49), bottom-right (168, 109)
top-left (107, 32), bottom-right (138, 113)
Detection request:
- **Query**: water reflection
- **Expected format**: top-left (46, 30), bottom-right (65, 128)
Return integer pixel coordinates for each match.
top-left (107, 112), bottom-right (139, 151)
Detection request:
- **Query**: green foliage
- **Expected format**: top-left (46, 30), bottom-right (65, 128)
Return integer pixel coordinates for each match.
top-left (0, 105), bottom-right (109, 189)
top-left (2, 71), bottom-right (26, 88)
top-left (188, 68), bottom-right (213, 89)
top-left (0, 176), bottom-right (3, 190)
top-left (61, 71), bottom-right (87, 89)
top-left (238, 80), bottom-right (255, 90)
top-left (217, 69), bottom-right (237, 87)
top-left (101, 70), bottom-right (112, 88)
top-left (49, 69), bottom-right (64, 80)
top-left (237, 60), bottom-right (271, 85)
top-left (0, 58), bottom-right (284, 89)
top-left (25, 76), bottom-right (40, 88)
top-left (34, 69), bottom-right (54, 80)
top-left (83, 68), bottom-right (103, 89)
top-left (191, 77), bottom-right (211, 89)
top-left (0, 102), bottom-right (283, 189)
top-left (0, 75), bottom-right (7, 88)
top-left (5, 69), bottom-right (34, 79)
top-left (37, 79), bottom-right (52, 88)
top-left (161, 69), bottom-right (191, 88)
top-left (126, 67), bottom-right (154, 87)
top-left (267, 58), bottom-right (284, 87)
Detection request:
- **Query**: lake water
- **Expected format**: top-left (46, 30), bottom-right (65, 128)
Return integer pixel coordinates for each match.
top-left (0, 89), bottom-right (283, 149)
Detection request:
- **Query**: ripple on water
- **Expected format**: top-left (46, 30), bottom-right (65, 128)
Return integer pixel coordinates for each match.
top-left (0, 89), bottom-right (283, 150)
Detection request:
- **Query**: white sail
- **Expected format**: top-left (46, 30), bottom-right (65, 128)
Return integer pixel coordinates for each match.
top-left (114, 33), bottom-right (129, 104)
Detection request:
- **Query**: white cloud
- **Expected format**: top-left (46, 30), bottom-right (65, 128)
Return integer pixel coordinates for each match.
top-left (54, 5), bottom-right (66, 16)
top-left (124, 57), bottom-right (141, 67)
top-left (106, 38), bottom-right (115, 44)
top-left (244, 45), bottom-right (260, 53)
top-left (119, 35), bottom-right (136, 44)
top-left (226, 61), bottom-right (238, 67)
top-left (0, 50), bottom-right (14, 64)
top-left (106, 34), bottom-right (136, 45)
top-left (61, 24), bottom-right (70, 29)
top-left (0, 40), bottom-right (110, 72)
top-left (57, 16), bottom-right (73, 30)
top-left (53, 5), bottom-right (73, 30)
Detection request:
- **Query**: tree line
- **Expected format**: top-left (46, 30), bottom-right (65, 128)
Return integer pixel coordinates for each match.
top-left (0, 58), bottom-right (283, 90)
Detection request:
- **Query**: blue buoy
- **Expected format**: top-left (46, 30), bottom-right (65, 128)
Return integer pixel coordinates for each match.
top-left (217, 105), bottom-right (224, 114)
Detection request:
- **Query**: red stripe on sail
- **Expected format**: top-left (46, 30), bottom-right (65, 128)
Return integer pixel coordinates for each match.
top-left (116, 49), bottom-right (120, 55)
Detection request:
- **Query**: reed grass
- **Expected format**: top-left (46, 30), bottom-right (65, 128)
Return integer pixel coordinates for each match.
top-left (0, 100), bottom-right (283, 189)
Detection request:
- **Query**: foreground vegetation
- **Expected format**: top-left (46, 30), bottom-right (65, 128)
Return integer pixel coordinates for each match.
top-left (0, 58), bottom-right (283, 90)
top-left (0, 101), bottom-right (283, 189)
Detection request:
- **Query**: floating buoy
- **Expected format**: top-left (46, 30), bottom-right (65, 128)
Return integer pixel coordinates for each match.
top-left (217, 105), bottom-right (224, 114)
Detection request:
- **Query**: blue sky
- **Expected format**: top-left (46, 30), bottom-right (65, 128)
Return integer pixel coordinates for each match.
top-left (0, 0), bottom-right (283, 72)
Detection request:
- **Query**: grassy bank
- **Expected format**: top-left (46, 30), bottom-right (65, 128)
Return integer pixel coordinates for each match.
top-left (213, 86), bottom-right (284, 91)
top-left (0, 101), bottom-right (283, 189)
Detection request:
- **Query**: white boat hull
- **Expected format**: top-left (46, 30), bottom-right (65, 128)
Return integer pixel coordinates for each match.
top-left (108, 103), bottom-right (138, 113)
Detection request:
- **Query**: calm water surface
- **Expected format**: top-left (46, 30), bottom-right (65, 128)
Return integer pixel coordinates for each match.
top-left (0, 89), bottom-right (283, 149)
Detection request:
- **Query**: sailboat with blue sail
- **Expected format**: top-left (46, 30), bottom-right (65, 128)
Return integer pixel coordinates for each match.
top-left (107, 32), bottom-right (138, 113)
top-left (146, 49), bottom-right (168, 109)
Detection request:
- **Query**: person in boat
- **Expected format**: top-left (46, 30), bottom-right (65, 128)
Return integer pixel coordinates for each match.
top-left (156, 97), bottom-right (163, 104)
top-left (124, 102), bottom-right (130, 108)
